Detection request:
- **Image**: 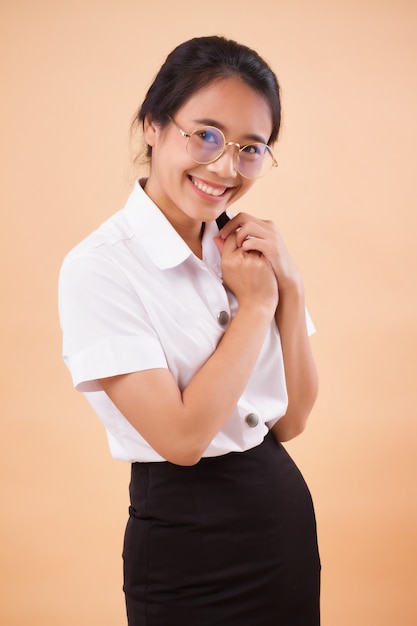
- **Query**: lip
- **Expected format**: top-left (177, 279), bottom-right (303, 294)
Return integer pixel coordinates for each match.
top-left (188, 175), bottom-right (234, 201)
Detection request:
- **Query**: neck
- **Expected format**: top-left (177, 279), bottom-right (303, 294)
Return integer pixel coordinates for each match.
top-left (142, 178), bottom-right (205, 258)
top-left (183, 222), bottom-right (205, 259)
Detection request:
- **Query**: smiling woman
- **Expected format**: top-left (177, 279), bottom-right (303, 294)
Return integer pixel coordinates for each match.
top-left (58, 35), bottom-right (320, 625)
top-left (142, 76), bottom-right (274, 243)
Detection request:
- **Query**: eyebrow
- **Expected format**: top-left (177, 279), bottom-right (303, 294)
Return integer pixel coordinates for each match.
top-left (192, 118), bottom-right (268, 145)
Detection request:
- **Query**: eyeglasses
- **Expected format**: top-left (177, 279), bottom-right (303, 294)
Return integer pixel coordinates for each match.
top-left (170, 119), bottom-right (277, 179)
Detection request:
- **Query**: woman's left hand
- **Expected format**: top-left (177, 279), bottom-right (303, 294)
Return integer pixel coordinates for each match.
top-left (218, 212), bottom-right (302, 293)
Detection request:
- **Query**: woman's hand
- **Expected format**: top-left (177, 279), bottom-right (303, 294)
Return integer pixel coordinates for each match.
top-left (214, 231), bottom-right (278, 312)
top-left (218, 213), bottom-right (302, 293)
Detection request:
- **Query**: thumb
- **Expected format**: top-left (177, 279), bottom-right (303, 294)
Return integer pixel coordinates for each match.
top-left (213, 236), bottom-right (225, 255)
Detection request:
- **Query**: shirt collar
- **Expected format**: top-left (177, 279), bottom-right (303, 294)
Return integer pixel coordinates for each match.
top-left (123, 180), bottom-right (194, 270)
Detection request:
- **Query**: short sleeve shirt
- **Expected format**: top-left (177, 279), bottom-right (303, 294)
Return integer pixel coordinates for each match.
top-left (59, 180), bottom-right (314, 462)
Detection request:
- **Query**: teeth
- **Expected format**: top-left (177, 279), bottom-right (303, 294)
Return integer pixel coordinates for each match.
top-left (192, 178), bottom-right (226, 196)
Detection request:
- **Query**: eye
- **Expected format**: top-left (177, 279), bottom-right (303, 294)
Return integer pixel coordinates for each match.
top-left (241, 144), bottom-right (264, 157)
top-left (196, 127), bottom-right (222, 146)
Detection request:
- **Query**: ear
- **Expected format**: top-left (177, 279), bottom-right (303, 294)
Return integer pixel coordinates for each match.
top-left (143, 113), bottom-right (158, 147)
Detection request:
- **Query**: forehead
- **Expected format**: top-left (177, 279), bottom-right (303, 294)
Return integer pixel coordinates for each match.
top-left (177, 77), bottom-right (273, 142)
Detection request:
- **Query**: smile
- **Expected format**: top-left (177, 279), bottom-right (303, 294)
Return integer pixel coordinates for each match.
top-left (190, 177), bottom-right (227, 197)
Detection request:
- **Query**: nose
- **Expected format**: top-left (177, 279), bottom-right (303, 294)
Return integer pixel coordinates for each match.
top-left (205, 144), bottom-right (239, 178)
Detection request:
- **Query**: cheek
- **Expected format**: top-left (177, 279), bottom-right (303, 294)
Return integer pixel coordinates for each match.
top-left (225, 181), bottom-right (253, 207)
top-left (238, 179), bottom-right (256, 198)
top-left (149, 126), bottom-right (180, 161)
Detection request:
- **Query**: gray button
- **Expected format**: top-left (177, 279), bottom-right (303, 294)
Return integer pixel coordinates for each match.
top-left (217, 311), bottom-right (230, 326)
top-left (245, 413), bottom-right (259, 428)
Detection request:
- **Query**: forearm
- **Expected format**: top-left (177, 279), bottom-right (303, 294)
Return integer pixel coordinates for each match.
top-left (181, 304), bottom-right (274, 455)
top-left (100, 302), bottom-right (275, 465)
top-left (272, 283), bottom-right (318, 442)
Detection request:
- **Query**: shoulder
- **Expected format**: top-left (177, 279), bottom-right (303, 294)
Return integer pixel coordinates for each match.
top-left (62, 208), bottom-right (132, 264)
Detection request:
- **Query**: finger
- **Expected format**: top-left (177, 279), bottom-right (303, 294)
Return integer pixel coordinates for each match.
top-left (213, 236), bottom-right (225, 255)
top-left (223, 218), bottom-right (271, 248)
top-left (241, 237), bottom-right (276, 267)
top-left (221, 232), bottom-right (239, 255)
top-left (214, 233), bottom-right (244, 256)
top-left (241, 236), bottom-right (263, 253)
top-left (222, 224), bottom-right (259, 248)
top-left (218, 213), bottom-right (251, 239)
top-left (235, 226), bottom-right (257, 248)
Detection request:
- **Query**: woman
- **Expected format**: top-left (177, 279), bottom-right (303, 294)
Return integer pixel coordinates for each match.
top-left (59, 36), bottom-right (320, 625)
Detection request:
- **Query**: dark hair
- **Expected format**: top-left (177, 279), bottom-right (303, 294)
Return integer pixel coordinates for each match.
top-left (133, 36), bottom-right (281, 158)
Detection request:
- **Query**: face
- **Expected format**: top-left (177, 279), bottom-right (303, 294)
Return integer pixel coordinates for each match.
top-left (143, 77), bottom-right (273, 230)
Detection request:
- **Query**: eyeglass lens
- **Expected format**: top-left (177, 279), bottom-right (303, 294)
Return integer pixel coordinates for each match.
top-left (187, 127), bottom-right (274, 179)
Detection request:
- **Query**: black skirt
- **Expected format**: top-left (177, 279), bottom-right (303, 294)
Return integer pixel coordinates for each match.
top-left (123, 431), bottom-right (320, 626)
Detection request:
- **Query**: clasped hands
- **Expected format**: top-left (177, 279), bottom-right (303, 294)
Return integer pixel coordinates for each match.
top-left (214, 212), bottom-right (302, 309)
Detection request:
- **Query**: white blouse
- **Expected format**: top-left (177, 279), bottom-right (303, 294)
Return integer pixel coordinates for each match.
top-left (59, 180), bottom-right (314, 462)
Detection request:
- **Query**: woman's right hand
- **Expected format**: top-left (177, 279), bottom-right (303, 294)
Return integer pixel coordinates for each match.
top-left (214, 233), bottom-right (278, 313)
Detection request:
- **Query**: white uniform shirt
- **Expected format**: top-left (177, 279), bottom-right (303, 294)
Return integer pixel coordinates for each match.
top-left (59, 180), bottom-right (314, 462)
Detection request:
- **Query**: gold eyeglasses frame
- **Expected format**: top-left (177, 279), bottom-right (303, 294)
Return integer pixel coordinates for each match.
top-left (170, 118), bottom-right (278, 179)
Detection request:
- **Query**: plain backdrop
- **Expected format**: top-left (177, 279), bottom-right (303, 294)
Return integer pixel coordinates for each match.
top-left (1, 1), bottom-right (416, 624)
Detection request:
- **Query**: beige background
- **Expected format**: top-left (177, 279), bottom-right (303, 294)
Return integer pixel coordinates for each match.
top-left (1, 1), bottom-right (416, 624)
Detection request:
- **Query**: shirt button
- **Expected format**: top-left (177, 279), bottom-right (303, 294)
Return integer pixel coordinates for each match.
top-left (217, 311), bottom-right (230, 326)
top-left (245, 413), bottom-right (259, 428)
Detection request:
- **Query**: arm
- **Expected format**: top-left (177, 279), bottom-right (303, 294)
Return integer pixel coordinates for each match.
top-left (99, 233), bottom-right (278, 466)
top-left (218, 213), bottom-right (319, 442)
top-left (272, 279), bottom-right (318, 441)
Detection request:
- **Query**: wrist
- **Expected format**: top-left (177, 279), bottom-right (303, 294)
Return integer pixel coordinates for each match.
top-left (278, 271), bottom-right (304, 296)
top-left (237, 297), bottom-right (277, 322)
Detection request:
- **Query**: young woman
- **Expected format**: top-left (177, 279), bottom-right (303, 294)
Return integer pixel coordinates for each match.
top-left (59, 36), bottom-right (321, 625)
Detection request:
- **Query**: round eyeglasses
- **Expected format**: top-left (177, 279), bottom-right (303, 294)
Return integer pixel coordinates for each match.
top-left (170, 119), bottom-right (277, 179)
